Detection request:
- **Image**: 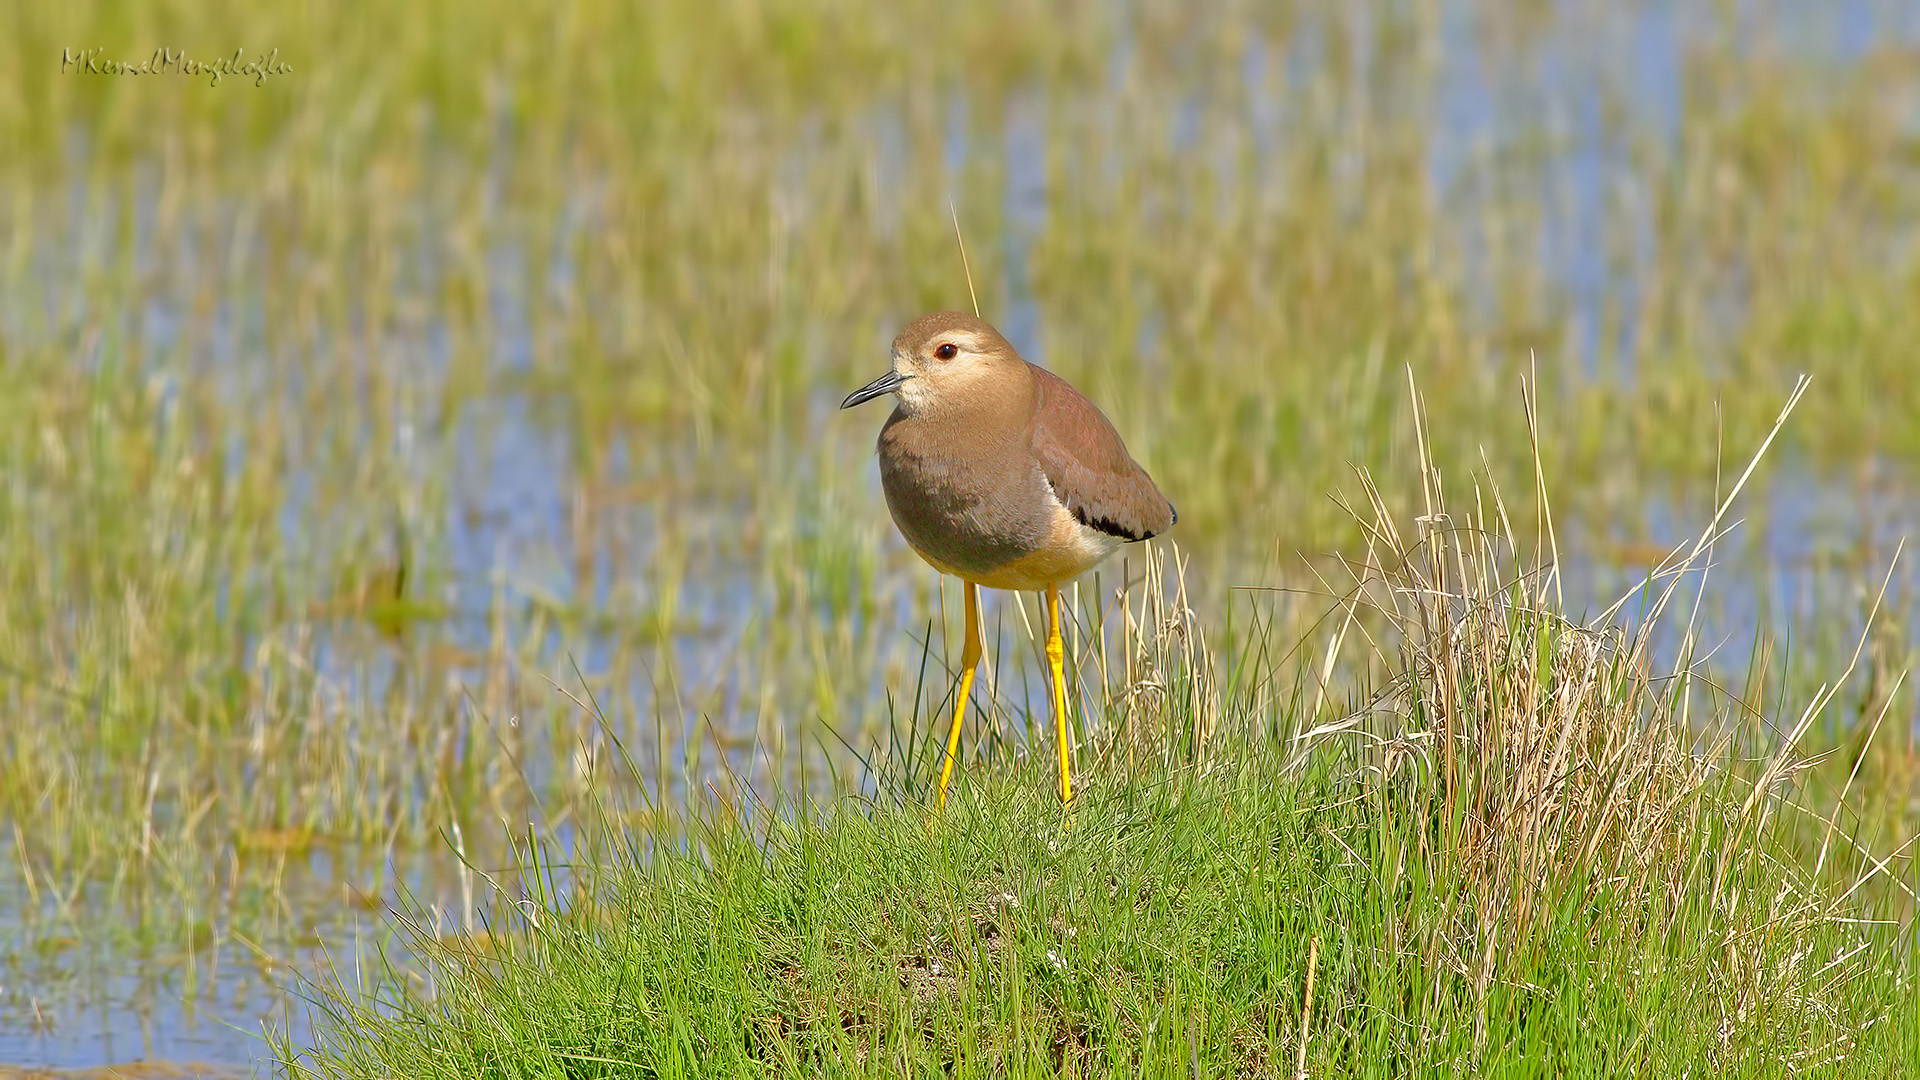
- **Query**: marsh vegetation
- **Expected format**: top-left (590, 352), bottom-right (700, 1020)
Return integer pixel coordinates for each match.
top-left (1, 0), bottom-right (1917, 1073)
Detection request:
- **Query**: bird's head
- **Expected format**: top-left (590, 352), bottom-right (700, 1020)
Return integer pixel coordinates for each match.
top-left (841, 311), bottom-right (1023, 416)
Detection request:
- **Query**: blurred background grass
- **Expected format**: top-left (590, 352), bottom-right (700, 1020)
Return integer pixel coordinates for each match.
top-left (1, 0), bottom-right (1917, 1070)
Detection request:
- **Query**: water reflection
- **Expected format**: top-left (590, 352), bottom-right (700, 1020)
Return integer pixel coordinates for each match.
top-left (3, 0), bottom-right (1918, 1071)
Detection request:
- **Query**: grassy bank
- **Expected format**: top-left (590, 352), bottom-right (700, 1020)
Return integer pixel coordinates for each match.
top-left (287, 415), bottom-right (1920, 1077)
top-left (286, 746), bottom-right (1919, 1076)
top-left (2, 1), bottom-right (1918, 1066)
top-left (286, 759), bottom-right (1913, 1077)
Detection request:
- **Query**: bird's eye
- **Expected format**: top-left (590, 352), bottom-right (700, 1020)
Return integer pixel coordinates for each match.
top-left (934, 343), bottom-right (958, 360)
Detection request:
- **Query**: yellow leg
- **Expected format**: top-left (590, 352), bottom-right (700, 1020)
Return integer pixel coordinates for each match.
top-left (936, 581), bottom-right (981, 810)
top-left (1047, 582), bottom-right (1074, 804)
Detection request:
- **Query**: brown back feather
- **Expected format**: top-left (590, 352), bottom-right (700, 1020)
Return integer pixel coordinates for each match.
top-left (1026, 364), bottom-right (1175, 541)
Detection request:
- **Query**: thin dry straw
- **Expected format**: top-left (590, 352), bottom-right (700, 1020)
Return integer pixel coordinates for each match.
top-left (1723, 537), bottom-right (1904, 888)
top-left (1521, 354), bottom-right (1562, 612)
top-left (950, 201), bottom-right (980, 320)
top-left (1597, 373), bottom-right (1811, 628)
top-left (1294, 934), bottom-right (1319, 1079)
top-left (1816, 667), bottom-right (1907, 881)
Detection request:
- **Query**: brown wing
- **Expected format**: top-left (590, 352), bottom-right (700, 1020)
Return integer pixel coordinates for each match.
top-left (1027, 364), bottom-right (1175, 542)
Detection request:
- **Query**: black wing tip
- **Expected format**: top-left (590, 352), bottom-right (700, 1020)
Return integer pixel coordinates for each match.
top-left (1071, 503), bottom-right (1148, 542)
top-left (1128, 501), bottom-right (1175, 543)
top-left (1128, 500), bottom-right (1177, 543)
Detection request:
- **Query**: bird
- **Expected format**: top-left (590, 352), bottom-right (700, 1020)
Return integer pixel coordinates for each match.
top-left (842, 312), bottom-right (1175, 808)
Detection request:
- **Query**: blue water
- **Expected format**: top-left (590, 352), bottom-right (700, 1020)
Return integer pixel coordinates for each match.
top-left (3, 0), bottom-right (1918, 1071)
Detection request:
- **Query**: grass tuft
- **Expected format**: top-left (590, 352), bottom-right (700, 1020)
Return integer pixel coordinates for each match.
top-left (284, 381), bottom-right (1918, 1078)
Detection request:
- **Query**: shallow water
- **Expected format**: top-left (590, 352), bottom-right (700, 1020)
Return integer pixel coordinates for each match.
top-left (4, 0), bottom-right (1919, 1072)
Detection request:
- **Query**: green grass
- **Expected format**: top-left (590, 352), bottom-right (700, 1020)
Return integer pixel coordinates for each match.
top-left (287, 416), bottom-right (1919, 1077)
top-left (284, 675), bottom-right (1920, 1076)
top-left (0, 0), bottom-right (1917, 1065)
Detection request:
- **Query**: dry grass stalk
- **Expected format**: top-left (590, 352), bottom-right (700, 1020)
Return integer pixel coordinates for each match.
top-left (1101, 540), bottom-right (1219, 770)
top-left (1294, 373), bottom-right (1900, 1054)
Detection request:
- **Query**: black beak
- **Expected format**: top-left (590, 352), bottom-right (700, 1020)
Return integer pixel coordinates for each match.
top-left (841, 370), bottom-right (908, 409)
